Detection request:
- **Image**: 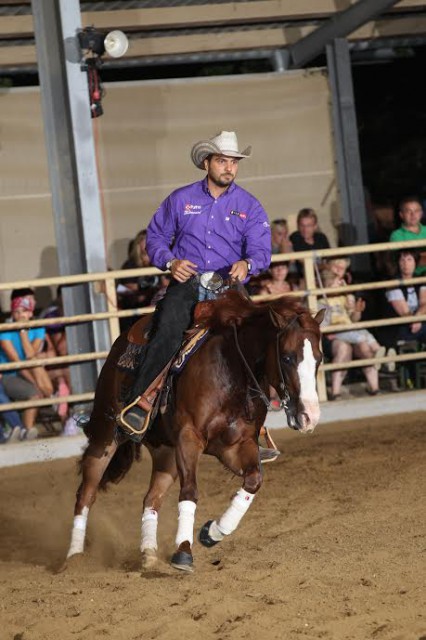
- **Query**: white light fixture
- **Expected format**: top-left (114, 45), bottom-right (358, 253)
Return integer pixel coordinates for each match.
top-left (104, 30), bottom-right (129, 58)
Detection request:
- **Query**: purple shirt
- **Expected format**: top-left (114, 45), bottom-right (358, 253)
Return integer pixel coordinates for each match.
top-left (146, 178), bottom-right (271, 277)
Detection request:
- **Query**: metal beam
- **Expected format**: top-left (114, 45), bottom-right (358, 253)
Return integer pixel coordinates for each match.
top-left (327, 38), bottom-right (369, 270)
top-left (31, 0), bottom-right (110, 398)
top-left (3, 14), bottom-right (426, 69)
top-left (288, 0), bottom-right (400, 69)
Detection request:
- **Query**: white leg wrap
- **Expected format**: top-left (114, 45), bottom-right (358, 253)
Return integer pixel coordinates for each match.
top-left (67, 507), bottom-right (89, 558)
top-left (140, 507), bottom-right (158, 552)
top-left (217, 488), bottom-right (255, 536)
top-left (175, 500), bottom-right (196, 547)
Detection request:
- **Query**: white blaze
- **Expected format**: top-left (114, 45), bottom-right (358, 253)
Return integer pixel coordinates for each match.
top-left (297, 338), bottom-right (320, 430)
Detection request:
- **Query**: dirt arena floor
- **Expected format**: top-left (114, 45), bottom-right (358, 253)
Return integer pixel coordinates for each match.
top-left (0, 412), bottom-right (425, 640)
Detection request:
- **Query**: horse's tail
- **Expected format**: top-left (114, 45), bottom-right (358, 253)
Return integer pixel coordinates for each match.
top-left (100, 441), bottom-right (142, 491)
top-left (78, 441), bottom-right (142, 492)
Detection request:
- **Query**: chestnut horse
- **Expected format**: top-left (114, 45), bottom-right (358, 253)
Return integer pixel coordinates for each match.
top-left (66, 290), bottom-right (324, 572)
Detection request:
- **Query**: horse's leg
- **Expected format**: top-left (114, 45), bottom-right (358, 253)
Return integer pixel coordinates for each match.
top-left (170, 427), bottom-right (204, 572)
top-left (67, 439), bottom-right (118, 559)
top-left (199, 437), bottom-right (262, 547)
top-left (140, 444), bottom-right (178, 569)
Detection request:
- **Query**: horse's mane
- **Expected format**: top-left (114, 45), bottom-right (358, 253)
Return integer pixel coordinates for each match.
top-left (198, 289), bottom-right (309, 331)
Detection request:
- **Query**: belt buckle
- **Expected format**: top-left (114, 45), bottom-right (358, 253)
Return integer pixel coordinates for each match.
top-left (200, 271), bottom-right (223, 292)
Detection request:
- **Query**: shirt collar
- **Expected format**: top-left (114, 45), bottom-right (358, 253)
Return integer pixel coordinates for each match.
top-left (201, 176), bottom-right (237, 197)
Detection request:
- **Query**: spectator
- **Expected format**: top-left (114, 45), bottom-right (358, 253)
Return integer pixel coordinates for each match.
top-left (258, 260), bottom-right (296, 296)
top-left (290, 208), bottom-right (330, 282)
top-left (0, 288), bottom-right (53, 440)
top-left (271, 219), bottom-right (293, 255)
top-left (385, 249), bottom-right (426, 343)
top-left (390, 196), bottom-right (426, 275)
top-left (117, 229), bottom-right (160, 331)
top-left (321, 335), bottom-right (354, 401)
top-left (0, 374), bottom-right (25, 443)
top-left (39, 286), bottom-right (70, 423)
top-left (323, 256), bottom-right (352, 285)
top-left (320, 269), bottom-right (386, 397)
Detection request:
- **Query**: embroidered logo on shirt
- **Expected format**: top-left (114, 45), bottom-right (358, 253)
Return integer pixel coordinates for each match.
top-left (230, 210), bottom-right (247, 219)
top-left (184, 203), bottom-right (202, 215)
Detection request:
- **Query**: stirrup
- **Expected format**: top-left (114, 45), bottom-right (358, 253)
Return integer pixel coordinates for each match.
top-left (259, 427), bottom-right (281, 464)
top-left (262, 426), bottom-right (278, 451)
top-left (118, 396), bottom-right (151, 437)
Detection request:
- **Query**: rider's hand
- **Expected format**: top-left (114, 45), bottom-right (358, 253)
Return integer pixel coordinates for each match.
top-left (171, 259), bottom-right (198, 283)
top-left (229, 260), bottom-right (249, 282)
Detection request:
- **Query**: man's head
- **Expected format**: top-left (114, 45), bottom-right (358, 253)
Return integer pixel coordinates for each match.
top-left (191, 131), bottom-right (251, 171)
top-left (398, 196), bottom-right (423, 229)
top-left (297, 208), bottom-right (318, 242)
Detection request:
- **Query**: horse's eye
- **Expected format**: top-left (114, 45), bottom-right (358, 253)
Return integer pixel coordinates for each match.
top-left (281, 355), bottom-right (292, 365)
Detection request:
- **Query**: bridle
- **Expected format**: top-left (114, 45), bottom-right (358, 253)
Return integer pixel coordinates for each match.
top-left (231, 322), bottom-right (291, 411)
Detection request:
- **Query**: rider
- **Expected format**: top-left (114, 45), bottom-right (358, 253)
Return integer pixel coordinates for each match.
top-left (119, 130), bottom-right (271, 436)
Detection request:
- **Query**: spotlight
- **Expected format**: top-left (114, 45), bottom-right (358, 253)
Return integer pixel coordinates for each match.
top-left (78, 27), bottom-right (129, 59)
top-left (77, 27), bottom-right (129, 119)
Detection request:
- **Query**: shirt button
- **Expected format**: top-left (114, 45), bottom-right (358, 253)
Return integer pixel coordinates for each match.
top-left (208, 246), bottom-right (211, 249)
top-left (207, 260), bottom-right (210, 264)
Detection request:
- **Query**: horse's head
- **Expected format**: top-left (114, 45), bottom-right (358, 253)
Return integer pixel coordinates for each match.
top-left (267, 304), bottom-right (325, 433)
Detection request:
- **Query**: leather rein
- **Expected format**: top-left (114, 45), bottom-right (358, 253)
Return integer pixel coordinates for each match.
top-left (231, 322), bottom-right (291, 411)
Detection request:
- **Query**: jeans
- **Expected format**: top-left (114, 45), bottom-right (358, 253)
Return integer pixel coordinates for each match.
top-left (130, 278), bottom-right (199, 398)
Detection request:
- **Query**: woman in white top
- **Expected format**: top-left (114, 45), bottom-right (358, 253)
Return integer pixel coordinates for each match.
top-left (386, 249), bottom-right (426, 342)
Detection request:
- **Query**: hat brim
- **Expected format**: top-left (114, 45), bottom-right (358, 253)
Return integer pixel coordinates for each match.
top-left (191, 140), bottom-right (252, 170)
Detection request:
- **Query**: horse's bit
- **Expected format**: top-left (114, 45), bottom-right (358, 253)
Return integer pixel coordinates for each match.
top-left (231, 323), bottom-right (290, 411)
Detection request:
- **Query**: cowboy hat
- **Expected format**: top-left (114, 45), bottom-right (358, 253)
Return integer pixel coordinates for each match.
top-left (191, 131), bottom-right (252, 170)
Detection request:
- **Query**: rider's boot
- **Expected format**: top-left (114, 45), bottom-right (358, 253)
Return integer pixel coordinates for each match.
top-left (117, 396), bottom-right (152, 442)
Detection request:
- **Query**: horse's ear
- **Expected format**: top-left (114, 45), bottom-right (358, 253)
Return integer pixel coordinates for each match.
top-left (269, 307), bottom-right (286, 329)
top-left (314, 308), bottom-right (326, 325)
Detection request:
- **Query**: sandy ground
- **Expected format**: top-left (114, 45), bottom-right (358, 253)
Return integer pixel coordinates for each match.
top-left (0, 413), bottom-right (425, 640)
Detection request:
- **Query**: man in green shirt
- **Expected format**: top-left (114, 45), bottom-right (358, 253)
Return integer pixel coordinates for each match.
top-left (390, 196), bottom-right (426, 275)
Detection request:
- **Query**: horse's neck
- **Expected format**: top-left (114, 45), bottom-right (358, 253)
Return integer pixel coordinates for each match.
top-left (233, 320), bottom-right (269, 366)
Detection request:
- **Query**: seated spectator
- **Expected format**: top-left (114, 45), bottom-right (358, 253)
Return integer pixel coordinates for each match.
top-left (390, 196), bottom-right (426, 275)
top-left (0, 288), bottom-right (53, 440)
top-left (271, 219), bottom-right (293, 255)
top-left (290, 208), bottom-right (331, 282)
top-left (117, 229), bottom-right (159, 331)
top-left (150, 274), bottom-right (172, 307)
top-left (258, 260), bottom-right (297, 296)
top-left (0, 374), bottom-right (25, 443)
top-left (320, 269), bottom-right (386, 397)
top-left (323, 256), bottom-right (352, 285)
top-left (321, 335), bottom-right (354, 401)
top-left (39, 285), bottom-right (70, 423)
top-left (385, 249), bottom-right (426, 343)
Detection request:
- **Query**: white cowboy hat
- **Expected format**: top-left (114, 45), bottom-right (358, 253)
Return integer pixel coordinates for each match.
top-left (191, 130), bottom-right (252, 170)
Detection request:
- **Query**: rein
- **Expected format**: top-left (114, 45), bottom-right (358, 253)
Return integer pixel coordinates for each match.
top-left (231, 322), bottom-right (290, 411)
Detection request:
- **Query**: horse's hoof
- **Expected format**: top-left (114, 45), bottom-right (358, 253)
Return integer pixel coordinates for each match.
top-left (141, 548), bottom-right (157, 570)
top-left (198, 520), bottom-right (220, 548)
top-left (170, 550), bottom-right (194, 572)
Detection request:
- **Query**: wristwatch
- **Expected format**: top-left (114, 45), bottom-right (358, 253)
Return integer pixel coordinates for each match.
top-left (166, 258), bottom-right (175, 270)
top-left (244, 259), bottom-right (252, 272)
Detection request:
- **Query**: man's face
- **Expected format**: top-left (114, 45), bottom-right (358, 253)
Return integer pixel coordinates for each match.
top-left (400, 201), bottom-right (423, 227)
top-left (298, 216), bottom-right (317, 241)
top-left (205, 154), bottom-right (239, 188)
